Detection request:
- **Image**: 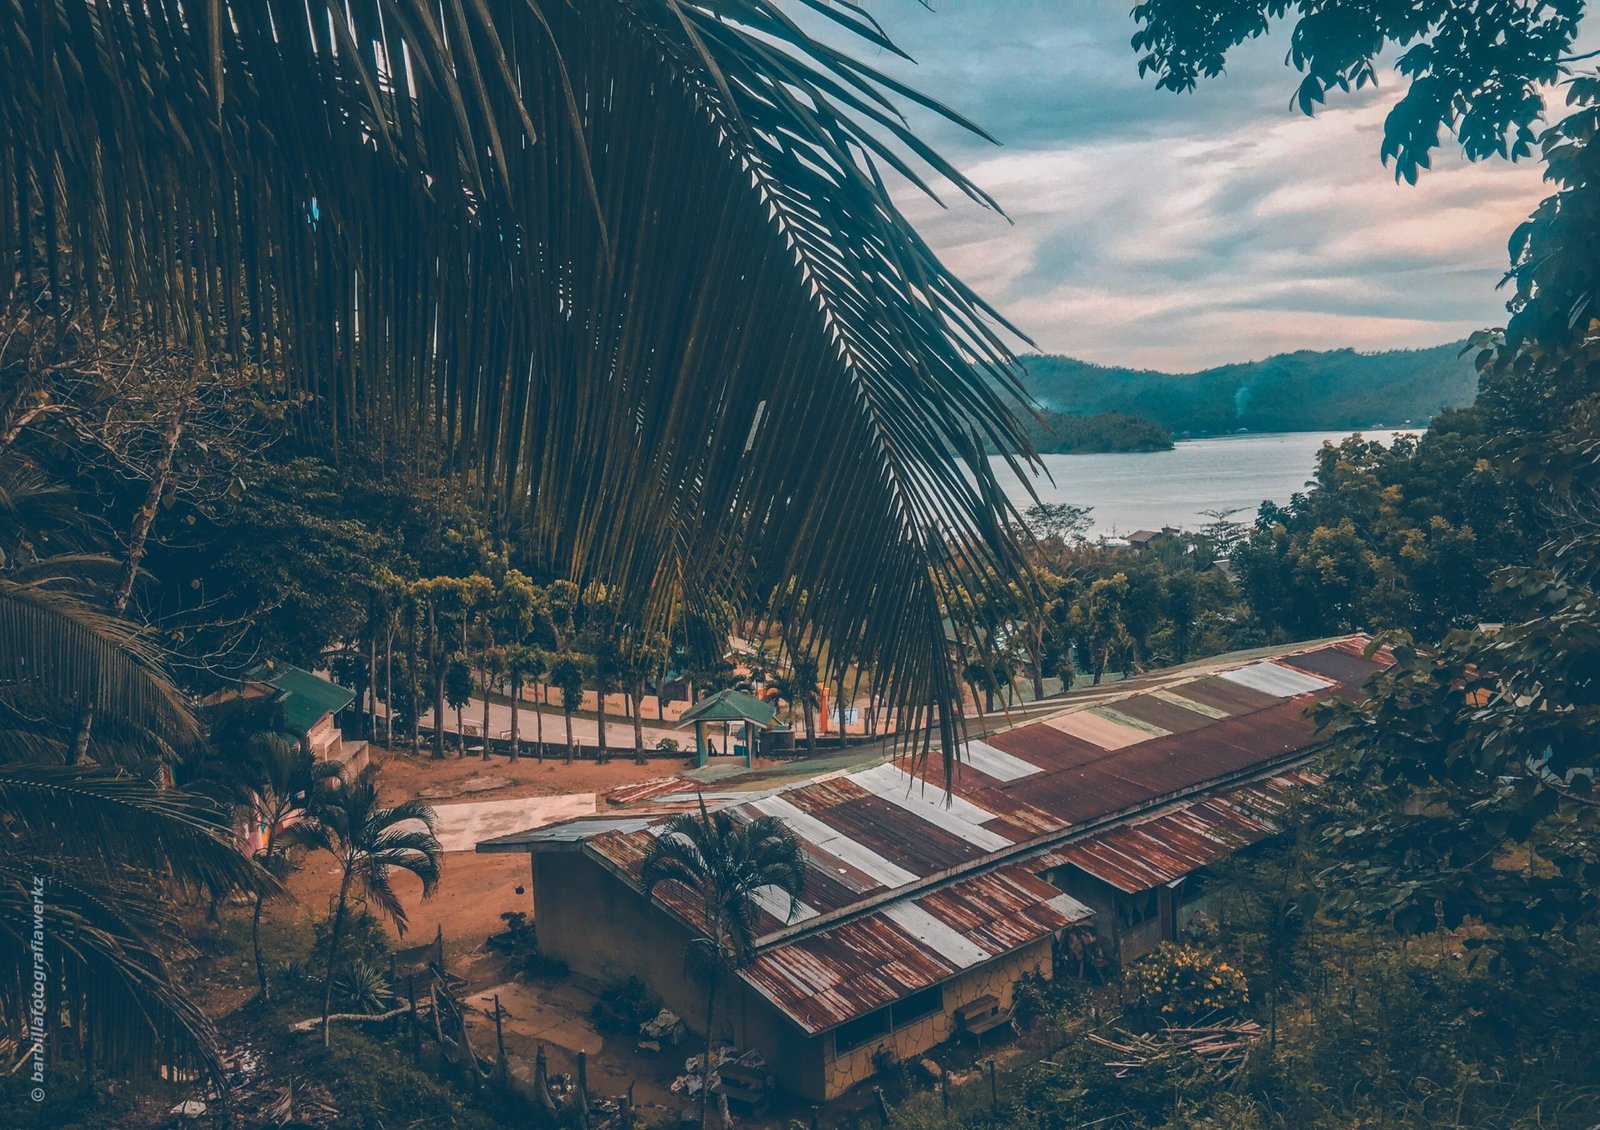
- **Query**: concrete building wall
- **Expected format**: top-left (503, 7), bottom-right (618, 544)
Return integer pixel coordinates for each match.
top-left (532, 854), bottom-right (1058, 1102)
top-left (306, 713), bottom-right (341, 758)
top-left (818, 937), bottom-right (1053, 1099)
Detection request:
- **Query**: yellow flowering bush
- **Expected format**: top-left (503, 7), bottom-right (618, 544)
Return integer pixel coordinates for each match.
top-left (1124, 943), bottom-right (1248, 1023)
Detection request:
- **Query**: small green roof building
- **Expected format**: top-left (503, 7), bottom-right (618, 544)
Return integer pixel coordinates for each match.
top-left (242, 663), bottom-right (358, 761)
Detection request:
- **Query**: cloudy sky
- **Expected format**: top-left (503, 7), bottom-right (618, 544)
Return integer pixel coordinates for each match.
top-left (808, 1), bottom-right (1559, 370)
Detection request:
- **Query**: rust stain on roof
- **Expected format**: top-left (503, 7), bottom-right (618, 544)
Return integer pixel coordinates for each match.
top-left (1036, 769), bottom-right (1322, 892)
top-left (741, 865), bottom-right (1092, 1034)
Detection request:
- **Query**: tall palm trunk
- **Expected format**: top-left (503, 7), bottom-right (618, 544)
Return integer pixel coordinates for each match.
top-left (564, 710), bottom-right (575, 764)
top-left (407, 609), bottom-right (421, 755)
top-left (700, 963), bottom-right (719, 1130)
top-left (367, 618), bottom-right (379, 740)
top-left (631, 685), bottom-right (645, 764)
top-left (321, 870), bottom-right (354, 1046)
top-left (535, 693), bottom-right (545, 760)
top-left (596, 669), bottom-right (609, 763)
top-left (509, 678), bottom-right (521, 762)
top-left (384, 623), bottom-right (395, 746)
top-left (480, 621), bottom-right (494, 754)
top-left (251, 882), bottom-right (270, 1001)
top-left (428, 598), bottom-right (446, 760)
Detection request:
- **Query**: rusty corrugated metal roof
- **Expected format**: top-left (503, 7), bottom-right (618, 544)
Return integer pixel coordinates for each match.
top-left (740, 865), bottom-right (1092, 1034)
top-left (499, 636), bottom-right (1387, 1034)
top-left (1035, 769), bottom-right (1322, 892)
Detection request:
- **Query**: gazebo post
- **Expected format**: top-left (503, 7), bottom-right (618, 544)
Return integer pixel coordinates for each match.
top-left (744, 720), bottom-right (754, 767)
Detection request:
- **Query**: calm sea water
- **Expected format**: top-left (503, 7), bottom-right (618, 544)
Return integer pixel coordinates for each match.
top-left (990, 430), bottom-right (1413, 537)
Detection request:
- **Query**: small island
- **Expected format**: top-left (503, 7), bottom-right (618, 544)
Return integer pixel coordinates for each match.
top-left (1030, 409), bottom-right (1174, 453)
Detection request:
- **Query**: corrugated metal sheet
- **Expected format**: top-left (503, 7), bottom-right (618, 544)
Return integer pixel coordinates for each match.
top-left (1036, 769), bottom-right (1321, 892)
top-left (1219, 660), bottom-right (1334, 698)
top-left (740, 865), bottom-right (1092, 1034)
top-left (960, 739), bottom-right (1043, 782)
top-left (603, 776), bottom-right (697, 808)
top-left (508, 636), bottom-right (1384, 1035)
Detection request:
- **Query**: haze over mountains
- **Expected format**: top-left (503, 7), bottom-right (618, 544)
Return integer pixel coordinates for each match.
top-left (1019, 343), bottom-right (1479, 438)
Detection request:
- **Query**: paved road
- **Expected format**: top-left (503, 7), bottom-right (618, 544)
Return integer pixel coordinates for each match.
top-left (400, 695), bottom-right (684, 749)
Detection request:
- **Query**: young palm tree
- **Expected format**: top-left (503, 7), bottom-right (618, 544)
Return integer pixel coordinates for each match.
top-left (308, 765), bottom-right (442, 1047)
top-left (231, 732), bottom-right (341, 1002)
top-left (2, 2), bottom-right (1040, 778)
top-left (642, 799), bottom-right (804, 1130)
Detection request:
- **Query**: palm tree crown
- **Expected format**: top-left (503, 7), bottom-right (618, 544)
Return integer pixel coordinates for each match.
top-left (643, 800), bottom-right (805, 968)
top-left (643, 797), bottom-right (803, 1130)
top-left (311, 765), bottom-right (442, 933)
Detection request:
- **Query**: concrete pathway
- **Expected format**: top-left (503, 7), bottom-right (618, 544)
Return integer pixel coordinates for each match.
top-left (421, 793), bottom-right (598, 852)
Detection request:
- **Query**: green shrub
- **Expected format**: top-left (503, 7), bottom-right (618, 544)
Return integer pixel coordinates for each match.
top-left (592, 976), bottom-right (661, 1034)
top-left (310, 909), bottom-right (392, 983)
top-left (1011, 969), bottom-right (1079, 1031)
top-left (1124, 942), bottom-right (1247, 1024)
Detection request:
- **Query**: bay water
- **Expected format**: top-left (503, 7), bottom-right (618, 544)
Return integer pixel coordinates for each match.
top-left (990, 430), bottom-right (1412, 538)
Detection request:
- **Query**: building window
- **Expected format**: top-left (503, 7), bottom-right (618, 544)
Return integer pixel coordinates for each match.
top-left (1118, 889), bottom-right (1159, 927)
top-left (833, 1007), bottom-right (891, 1054)
top-left (892, 985), bottom-right (943, 1027)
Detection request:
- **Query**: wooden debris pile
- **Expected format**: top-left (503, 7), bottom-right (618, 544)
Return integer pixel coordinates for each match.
top-left (1086, 1019), bottom-right (1264, 1079)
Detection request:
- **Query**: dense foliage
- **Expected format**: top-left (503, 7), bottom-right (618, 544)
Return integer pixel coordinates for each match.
top-left (1014, 410), bottom-right (1174, 454)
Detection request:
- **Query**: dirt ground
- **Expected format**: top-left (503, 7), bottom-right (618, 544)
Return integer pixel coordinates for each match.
top-left (274, 745), bottom-right (678, 957)
top-left (267, 744), bottom-right (828, 1125)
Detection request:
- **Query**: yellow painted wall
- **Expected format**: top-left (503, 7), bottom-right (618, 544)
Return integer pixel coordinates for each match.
top-left (818, 937), bottom-right (1053, 1099)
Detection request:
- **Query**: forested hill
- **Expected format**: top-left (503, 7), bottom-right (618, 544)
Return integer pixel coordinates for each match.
top-left (1019, 343), bottom-right (1478, 435)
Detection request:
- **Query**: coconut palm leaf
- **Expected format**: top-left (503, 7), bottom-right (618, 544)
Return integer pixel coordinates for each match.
top-left (0, 854), bottom-right (224, 1081)
top-left (0, 573), bottom-right (197, 765)
top-left (0, 1), bottom-right (1038, 770)
top-left (313, 766), bottom-right (442, 935)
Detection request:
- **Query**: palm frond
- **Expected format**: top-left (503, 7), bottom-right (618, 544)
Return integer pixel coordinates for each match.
top-left (0, 575), bottom-right (197, 763)
top-left (0, 764), bottom-right (268, 897)
top-left (0, 859), bottom-right (223, 1081)
top-left (0, 1), bottom-right (1038, 770)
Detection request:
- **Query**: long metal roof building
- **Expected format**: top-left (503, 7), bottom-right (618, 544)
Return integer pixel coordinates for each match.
top-left (481, 635), bottom-right (1388, 1036)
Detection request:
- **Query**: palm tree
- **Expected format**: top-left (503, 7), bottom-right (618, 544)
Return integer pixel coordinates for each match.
top-left (503, 645), bottom-right (546, 762)
top-left (0, 564), bottom-right (269, 1081)
top-left (1, 1), bottom-right (1039, 778)
top-left (788, 654), bottom-right (823, 753)
top-left (307, 764), bottom-right (442, 1047)
top-left (642, 799), bottom-right (804, 1130)
top-left (550, 654), bottom-right (587, 764)
top-left (219, 722), bottom-right (340, 1002)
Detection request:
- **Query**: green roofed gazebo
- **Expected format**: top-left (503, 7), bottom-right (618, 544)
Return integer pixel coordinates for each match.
top-left (678, 688), bottom-right (778, 768)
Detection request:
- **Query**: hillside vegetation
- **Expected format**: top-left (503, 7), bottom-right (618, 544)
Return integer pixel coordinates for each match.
top-left (1020, 343), bottom-right (1478, 435)
top-left (1024, 410), bottom-right (1174, 453)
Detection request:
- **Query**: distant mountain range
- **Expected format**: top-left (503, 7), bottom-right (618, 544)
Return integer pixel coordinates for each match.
top-left (1014, 343), bottom-right (1478, 437)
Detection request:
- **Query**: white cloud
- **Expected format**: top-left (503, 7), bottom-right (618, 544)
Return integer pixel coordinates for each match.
top-left (833, 2), bottom-right (1565, 369)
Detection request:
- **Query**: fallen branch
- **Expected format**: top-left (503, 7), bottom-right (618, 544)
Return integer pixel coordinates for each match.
top-left (1087, 1019), bottom-right (1264, 1079)
top-left (288, 1005), bottom-right (409, 1034)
